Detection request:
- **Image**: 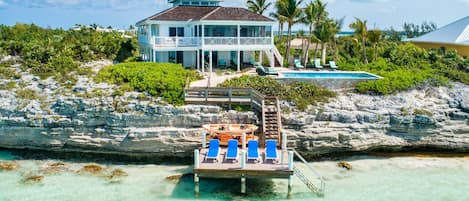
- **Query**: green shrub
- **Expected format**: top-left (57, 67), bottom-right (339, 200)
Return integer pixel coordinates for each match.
top-left (414, 108), bottom-right (432, 116)
top-left (96, 62), bottom-right (202, 105)
top-left (16, 89), bottom-right (39, 100)
top-left (0, 81), bottom-right (17, 90)
top-left (219, 75), bottom-right (336, 110)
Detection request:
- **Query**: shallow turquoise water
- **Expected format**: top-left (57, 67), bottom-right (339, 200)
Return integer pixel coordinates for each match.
top-left (1, 152), bottom-right (468, 201)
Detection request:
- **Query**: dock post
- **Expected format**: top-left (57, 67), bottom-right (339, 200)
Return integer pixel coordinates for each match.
top-left (194, 173), bottom-right (200, 197)
top-left (242, 132), bottom-right (246, 150)
top-left (201, 132), bottom-right (207, 148)
top-left (194, 149), bottom-right (200, 197)
top-left (241, 150), bottom-right (246, 169)
top-left (241, 175), bottom-right (246, 194)
top-left (288, 151), bottom-right (294, 198)
top-left (281, 132), bottom-right (287, 165)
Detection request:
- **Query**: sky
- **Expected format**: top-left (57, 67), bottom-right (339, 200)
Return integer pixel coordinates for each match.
top-left (0, 0), bottom-right (468, 31)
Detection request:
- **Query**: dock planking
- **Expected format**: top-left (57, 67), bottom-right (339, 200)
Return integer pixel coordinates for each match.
top-left (195, 148), bottom-right (293, 179)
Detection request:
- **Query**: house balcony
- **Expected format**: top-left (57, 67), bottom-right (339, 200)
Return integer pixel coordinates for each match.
top-left (153, 36), bottom-right (273, 49)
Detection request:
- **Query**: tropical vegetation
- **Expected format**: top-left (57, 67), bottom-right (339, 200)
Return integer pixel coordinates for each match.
top-left (0, 23), bottom-right (138, 81)
top-left (96, 62), bottom-right (201, 105)
top-left (219, 75), bottom-right (336, 110)
top-left (269, 0), bottom-right (468, 96)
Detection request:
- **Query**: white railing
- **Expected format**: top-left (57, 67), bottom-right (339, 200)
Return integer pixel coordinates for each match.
top-left (239, 37), bottom-right (272, 45)
top-left (154, 37), bottom-right (201, 47)
top-left (204, 37), bottom-right (238, 45)
top-left (153, 37), bottom-right (273, 47)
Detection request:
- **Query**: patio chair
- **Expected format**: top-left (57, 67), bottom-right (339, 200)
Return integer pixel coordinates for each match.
top-left (314, 59), bottom-right (323, 69)
top-left (256, 66), bottom-right (267, 76)
top-left (247, 140), bottom-right (260, 162)
top-left (205, 139), bottom-right (221, 162)
top-left (265, 140), bottom-right (278, 162)
top-left (218, 59), bottom-right (227, 68)
top-left (329, 61), bottom-right (339, 70)
top-left (225, 139), bottom-right (239, 162)
top-left (294, 59), bottom-right (304, 70)
top-left (264, 67), bottom-right (279, 76)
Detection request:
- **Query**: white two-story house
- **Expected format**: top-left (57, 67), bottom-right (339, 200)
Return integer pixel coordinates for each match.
top-left (136, 0), bottom-right (283, 72)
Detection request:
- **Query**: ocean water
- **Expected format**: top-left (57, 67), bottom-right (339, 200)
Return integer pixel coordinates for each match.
top-left (1, 151), bottom-right (468, 201)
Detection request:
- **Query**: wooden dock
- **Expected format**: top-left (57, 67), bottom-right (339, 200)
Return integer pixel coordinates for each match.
top-left (195, 148), bottom-right (293, 178)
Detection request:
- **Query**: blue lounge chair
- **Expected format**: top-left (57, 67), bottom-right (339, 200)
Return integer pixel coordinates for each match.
top-left (329, 61), bottom-right (339, 70)
top-left (205, 139), bottom-right (220, 162)
top-left (294, 59), bottom-right (304, 70)
top-left (225, 139), bottom-right (239, 162)
top-left (265, 140), bottom-right (278, 161)
top-left (314, 59), bottom-right (323, 69)
top-left (247, 140), bottom-right (260, 162)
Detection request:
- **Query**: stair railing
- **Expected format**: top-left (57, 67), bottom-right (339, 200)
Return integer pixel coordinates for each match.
top-left (291, 149), bottom-right (325, 196)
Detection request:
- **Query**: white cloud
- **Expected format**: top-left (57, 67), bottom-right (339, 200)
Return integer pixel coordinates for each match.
top-left (0, 0), bottom-right (7, 8)
top-left (461, 0), bottom-right (469, 4)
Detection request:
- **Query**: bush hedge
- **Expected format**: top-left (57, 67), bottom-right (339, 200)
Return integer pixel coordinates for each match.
top-left (96, 62), bottom-right (202, 105)
top-left (219, 75), bottom-right (336, 110)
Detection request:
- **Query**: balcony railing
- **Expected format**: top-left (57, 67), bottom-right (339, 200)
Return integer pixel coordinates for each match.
top-left (153, 37), bottom-right (272, 47)
top-left (154, 37), bottom-right (201, 47)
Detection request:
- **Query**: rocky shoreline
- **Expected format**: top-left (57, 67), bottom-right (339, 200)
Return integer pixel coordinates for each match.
top-left (0, 60), bottom-right (468, 161)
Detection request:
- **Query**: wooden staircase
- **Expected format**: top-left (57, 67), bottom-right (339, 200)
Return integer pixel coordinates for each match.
top-left (261, 97), bottom-right (282, 145)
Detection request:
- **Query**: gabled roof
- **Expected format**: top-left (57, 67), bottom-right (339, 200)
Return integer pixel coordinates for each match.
top-left (137, 6), bottom-right (273, 24)
top-left (409, 16), bottom-right (469, 45)
top-left (202, 7), bottom-right (273, 21)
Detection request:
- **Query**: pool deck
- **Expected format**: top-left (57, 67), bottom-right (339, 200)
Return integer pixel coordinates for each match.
top-left (194, 147), bottom-right (293, 179)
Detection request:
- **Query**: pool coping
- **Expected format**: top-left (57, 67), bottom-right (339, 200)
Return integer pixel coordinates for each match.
top-left (277, 71), bottom-right (383, 80)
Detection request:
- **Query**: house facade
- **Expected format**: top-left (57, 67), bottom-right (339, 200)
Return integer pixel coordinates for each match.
top-left (136, 0), bottom-right (283, 72)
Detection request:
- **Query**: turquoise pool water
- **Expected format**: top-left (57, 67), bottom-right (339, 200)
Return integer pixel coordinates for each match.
top-left (1, 151), bottom-right (468, 201)
top-left (280, 72), bottom-right (381, 79)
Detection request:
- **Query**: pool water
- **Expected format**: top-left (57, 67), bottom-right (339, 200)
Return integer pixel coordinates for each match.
top-left (1, 151), bottom-right (468, 201)
top-left (280, 72), bottom-right (381, 79)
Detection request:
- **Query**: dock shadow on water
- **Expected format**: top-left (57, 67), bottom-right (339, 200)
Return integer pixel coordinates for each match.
top-left (170, 174), bottom-right (281, 200)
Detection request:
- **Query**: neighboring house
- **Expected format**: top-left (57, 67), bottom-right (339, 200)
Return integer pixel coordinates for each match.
top-left (136, 0), bottom-right (283, 72)
top-left (409, 16), bottom-right (469, 56)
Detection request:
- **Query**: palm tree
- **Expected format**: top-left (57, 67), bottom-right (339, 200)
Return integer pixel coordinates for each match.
top-left (301, 0), bottom-right (327, 65)
top-left (276, 0), bottom-right (304, 67)
top-left (269, 12), bottom-right (286, 40)
top-left (349, 18), bottom-right (368, 64)
top-left (314, 19), bottom-right (340, 64)
top-left (247, 0), bottom-right (272, 15)
top-left (368, 29), bottom-right (382, 62)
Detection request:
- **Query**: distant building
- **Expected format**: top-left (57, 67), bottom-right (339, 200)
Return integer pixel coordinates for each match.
top-left (409, 16), bottom-right (469, 56)
top-left (136, 0), bottom-right (283, 71)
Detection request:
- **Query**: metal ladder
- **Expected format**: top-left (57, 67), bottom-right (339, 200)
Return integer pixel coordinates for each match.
top-left (292, 150), bottom-right (325, 196)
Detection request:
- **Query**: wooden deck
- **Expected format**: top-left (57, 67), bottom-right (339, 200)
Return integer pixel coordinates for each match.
top-left (194, 148), bottom-right (293, 179)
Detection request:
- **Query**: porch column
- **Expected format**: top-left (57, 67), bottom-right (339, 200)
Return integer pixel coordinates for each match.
top-left (196, 50), bottom-right (200, 71)
top-left (237, 50), bottom-right (241, 72)
top-left (209, 50), bottom-right (213, 74)
top-left (202, 49), bottom-right (205, 73)
top-left (201, 24), bottom-right (205, 46)
top-left (153, 50), bottom-right (156, 62)
top-left (237, 24), bottom-right (241, 45)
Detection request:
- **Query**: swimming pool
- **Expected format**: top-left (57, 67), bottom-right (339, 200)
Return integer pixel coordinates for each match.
top-left (279, 71), bottom-right (381, 79)
top-left (277, 71), bottom-right (382, 90)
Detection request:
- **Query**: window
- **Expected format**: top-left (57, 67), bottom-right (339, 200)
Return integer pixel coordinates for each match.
top-left (169, 27), bottom-right (184, 37)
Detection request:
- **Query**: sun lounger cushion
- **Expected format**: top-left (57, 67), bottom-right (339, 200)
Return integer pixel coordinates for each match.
top-left (247, 140), bottom-right (260, 160)
top-left (206, 139), bottom-right (220, 160)
top-left (265, 140), bottom-right (278, 160)
top-left (226, 139), bottom-right (238, 160)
